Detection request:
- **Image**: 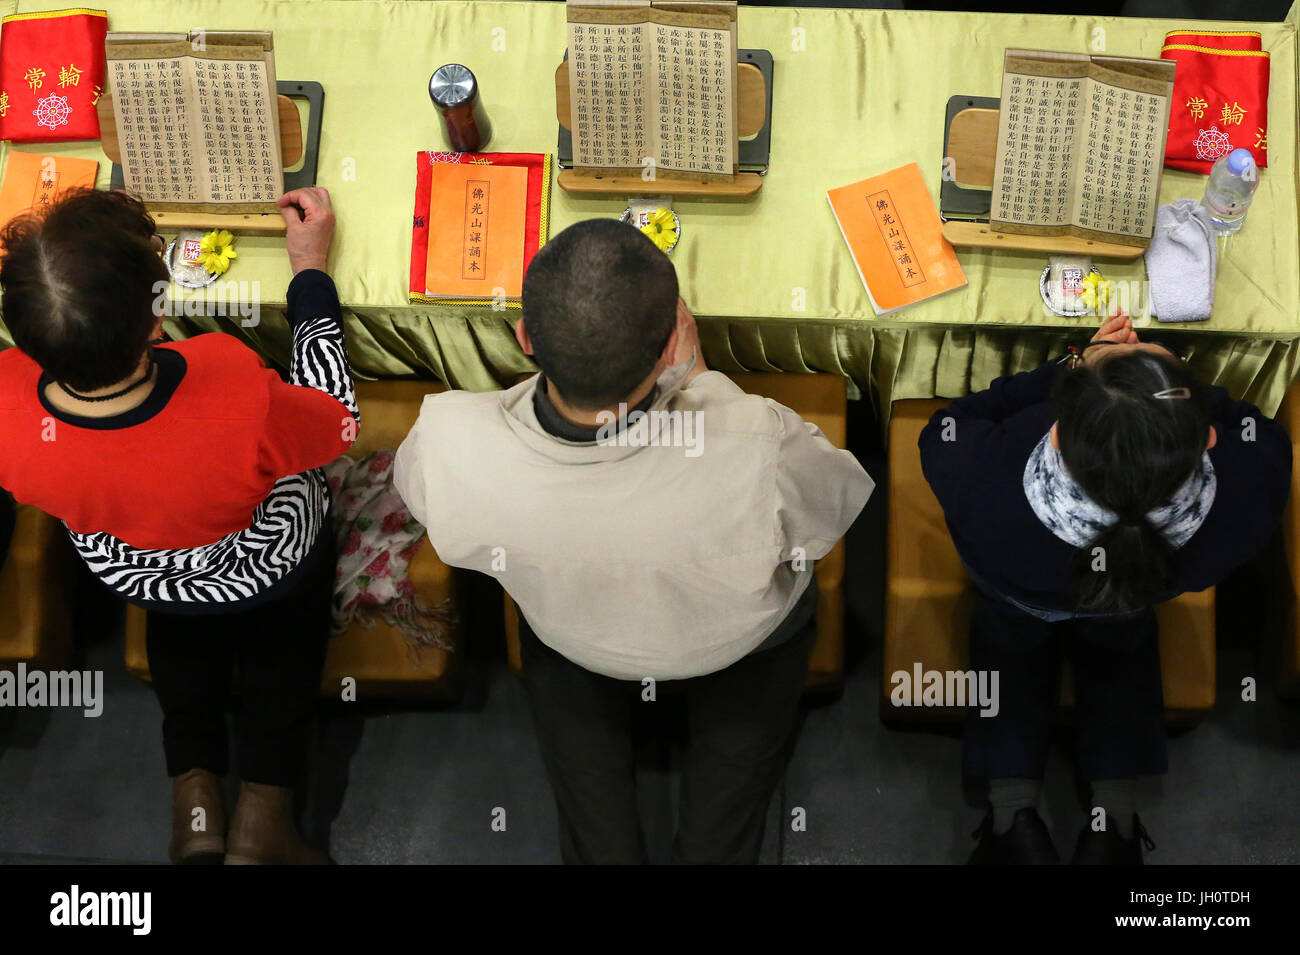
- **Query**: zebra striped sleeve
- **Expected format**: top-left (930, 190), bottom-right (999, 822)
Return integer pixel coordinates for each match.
top-left (290, 316), bottom-right (359, 420)
top-left (285, 268), bottom-right (359, 421)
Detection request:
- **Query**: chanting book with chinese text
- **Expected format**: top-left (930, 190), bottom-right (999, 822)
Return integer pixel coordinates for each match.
top-left (990, 49), bottom-right (1176, 247)
top-left (829, 163), bottom-right (967, 316)
top-left (424, 162), bottom-right (529, 301)
top-left (0, 151), bottom-right (98, 231)
top-left (105, 31), bottom-right (282, 214)
top-left (566, 1), bottom-right (738, 180)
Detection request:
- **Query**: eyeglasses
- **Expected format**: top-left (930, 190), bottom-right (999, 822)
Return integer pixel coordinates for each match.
top-left (1060, 338), bottom-right (1188, 371)
top-left (1059, 340), bottom-right (1193, 400)
top-left (1082, 339), bottom-right (1186, 362)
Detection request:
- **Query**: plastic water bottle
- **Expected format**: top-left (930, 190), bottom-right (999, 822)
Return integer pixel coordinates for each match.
top-left (1202, 148), bottom-right (1258, 233)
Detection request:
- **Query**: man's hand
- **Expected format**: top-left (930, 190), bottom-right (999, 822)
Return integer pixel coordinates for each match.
top-left (672, 297), bottom-right (708, 382)
top-left (277, 187), bottom-right (335, 275)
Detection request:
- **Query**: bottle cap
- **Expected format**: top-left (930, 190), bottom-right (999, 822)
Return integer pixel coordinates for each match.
top-left (429, 64), bottom-right (477, 109)
top-left (1226, 148), bottom-right (1255, 176)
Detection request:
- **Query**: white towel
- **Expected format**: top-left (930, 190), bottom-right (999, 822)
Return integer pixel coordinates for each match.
top-left (1145, 198), bottom-right (1217, 323)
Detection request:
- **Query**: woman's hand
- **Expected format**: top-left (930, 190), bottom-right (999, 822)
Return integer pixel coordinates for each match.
top-left (277, 187), bottom-right (335, 275)
top-left (1080, 312), bottom-right (1140, 367)
top-left (1090, 311), bottom-right (1138, 346)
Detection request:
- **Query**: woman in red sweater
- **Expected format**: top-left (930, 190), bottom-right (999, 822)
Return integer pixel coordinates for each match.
top-left (0, 187), bottom-right (357, 864)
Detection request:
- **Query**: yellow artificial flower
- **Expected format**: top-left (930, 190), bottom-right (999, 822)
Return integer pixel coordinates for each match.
top-left (1080, 270), bottom-right (1109, 311)
top-left (639, 207), bottom-right (678, 253)
top-left (198, 229), bottom-right (238, 276)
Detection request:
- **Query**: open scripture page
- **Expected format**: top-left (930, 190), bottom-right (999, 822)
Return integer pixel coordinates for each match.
top-left (107, 31), bottom-right (282, 213)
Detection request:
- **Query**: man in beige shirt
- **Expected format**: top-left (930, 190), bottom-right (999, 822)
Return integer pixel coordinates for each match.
top-left (395, 219), bottom-right (872, 863)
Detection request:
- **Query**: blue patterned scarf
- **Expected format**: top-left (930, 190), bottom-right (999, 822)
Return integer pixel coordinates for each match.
top-left (1023, 431), bottom-right (1216, 549)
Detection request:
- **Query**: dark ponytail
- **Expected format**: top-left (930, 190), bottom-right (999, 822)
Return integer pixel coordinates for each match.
top-left (1051, 351), bottom-right (1211, 613)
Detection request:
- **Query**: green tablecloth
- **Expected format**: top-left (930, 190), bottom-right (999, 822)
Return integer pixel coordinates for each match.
top-left (3, 0), bottom-right (1300, 414)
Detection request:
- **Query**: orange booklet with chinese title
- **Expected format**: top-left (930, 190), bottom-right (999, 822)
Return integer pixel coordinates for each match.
top-left (424, 161), bottom-right (529, 301)
top-left (0, 150), bottom-right (98, 231)
top-left (827, 163), bottom-right (966, 316)
top-left (410, 151), bottom-right (551, 307)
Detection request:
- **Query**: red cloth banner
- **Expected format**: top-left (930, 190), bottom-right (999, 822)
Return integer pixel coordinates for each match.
top-left (1162, 30), bottom-right (1269, 174)
top-left (0, 8), bottom-right (109, 143)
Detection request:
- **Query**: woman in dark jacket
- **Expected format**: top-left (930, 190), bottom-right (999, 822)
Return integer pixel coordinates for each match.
top-left (920, 314), bottom-right (1291, 865)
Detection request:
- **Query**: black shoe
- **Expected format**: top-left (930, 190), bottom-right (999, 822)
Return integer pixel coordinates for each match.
top-left (969, 807), bottom-right (1060, 865)
top-left (1071, 814), bottom-right (1155, 865)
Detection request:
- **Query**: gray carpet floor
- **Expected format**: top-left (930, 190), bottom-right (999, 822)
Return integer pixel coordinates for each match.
top-left (2, 400), bottom-right (1297, 864)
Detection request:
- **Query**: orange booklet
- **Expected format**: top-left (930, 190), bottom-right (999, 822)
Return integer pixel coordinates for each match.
top-left (425, 161), bottom-right (529, 300)
top-left (828, 162), bottom-right (966, 316)
top-left (0, 151), bottom-right (98, 230)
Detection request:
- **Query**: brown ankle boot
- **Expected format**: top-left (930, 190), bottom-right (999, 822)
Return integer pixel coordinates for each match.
top-left (169, 769), bottom-right (226, 864)
top-left (224, 781), bottom-right (328, 865)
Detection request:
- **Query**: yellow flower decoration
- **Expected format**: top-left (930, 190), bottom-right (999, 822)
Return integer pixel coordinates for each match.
top-left (1079, 270), bottom-right (1109, 312)
top-left (639, 207), bottom-right (679, 253)
top-left (198, 229), bottom-right (237, 276)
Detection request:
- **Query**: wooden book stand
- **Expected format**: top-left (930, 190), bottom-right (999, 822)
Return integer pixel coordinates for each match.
top-left (555, 59), bottom-right (766, 199)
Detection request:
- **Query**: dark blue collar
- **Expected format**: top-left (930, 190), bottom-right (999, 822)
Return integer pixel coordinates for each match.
top-left (532, 375), bottom-right (656, 443)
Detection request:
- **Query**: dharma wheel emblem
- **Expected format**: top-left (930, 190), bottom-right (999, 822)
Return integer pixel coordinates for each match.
top-left (33, 92), bottom-right (72, 130)
top-left (1193, 126), bottom-right (1232, 162)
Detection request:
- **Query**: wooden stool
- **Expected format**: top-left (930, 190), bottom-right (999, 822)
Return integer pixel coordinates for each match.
top-left (504, 372), bottom-right (851, 690)
top-left (126, 380), bottom-right (462, 701)
top-left (0, 503), bottom-right (78, 672)
top-left (884, 398), bottom-right (1216, 725)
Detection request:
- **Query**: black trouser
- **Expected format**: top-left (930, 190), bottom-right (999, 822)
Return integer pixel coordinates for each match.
top-left (518, 588), bottom-right (817, 865)
top-left (0, 489), bottom-right (14, 566)
top-left (144, 537), bottom-right (334, 788)
top-left (962, 589), bottom-right (1167, 781)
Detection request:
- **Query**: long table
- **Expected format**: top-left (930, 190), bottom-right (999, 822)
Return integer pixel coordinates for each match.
top-left (4, 0), bottom-right (1300, 413)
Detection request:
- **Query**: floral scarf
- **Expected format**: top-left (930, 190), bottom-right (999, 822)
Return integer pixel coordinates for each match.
top-left (325, 450), bottom-right (455, 653)
top-left (1023, 431), bottom-right (1216, 550)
